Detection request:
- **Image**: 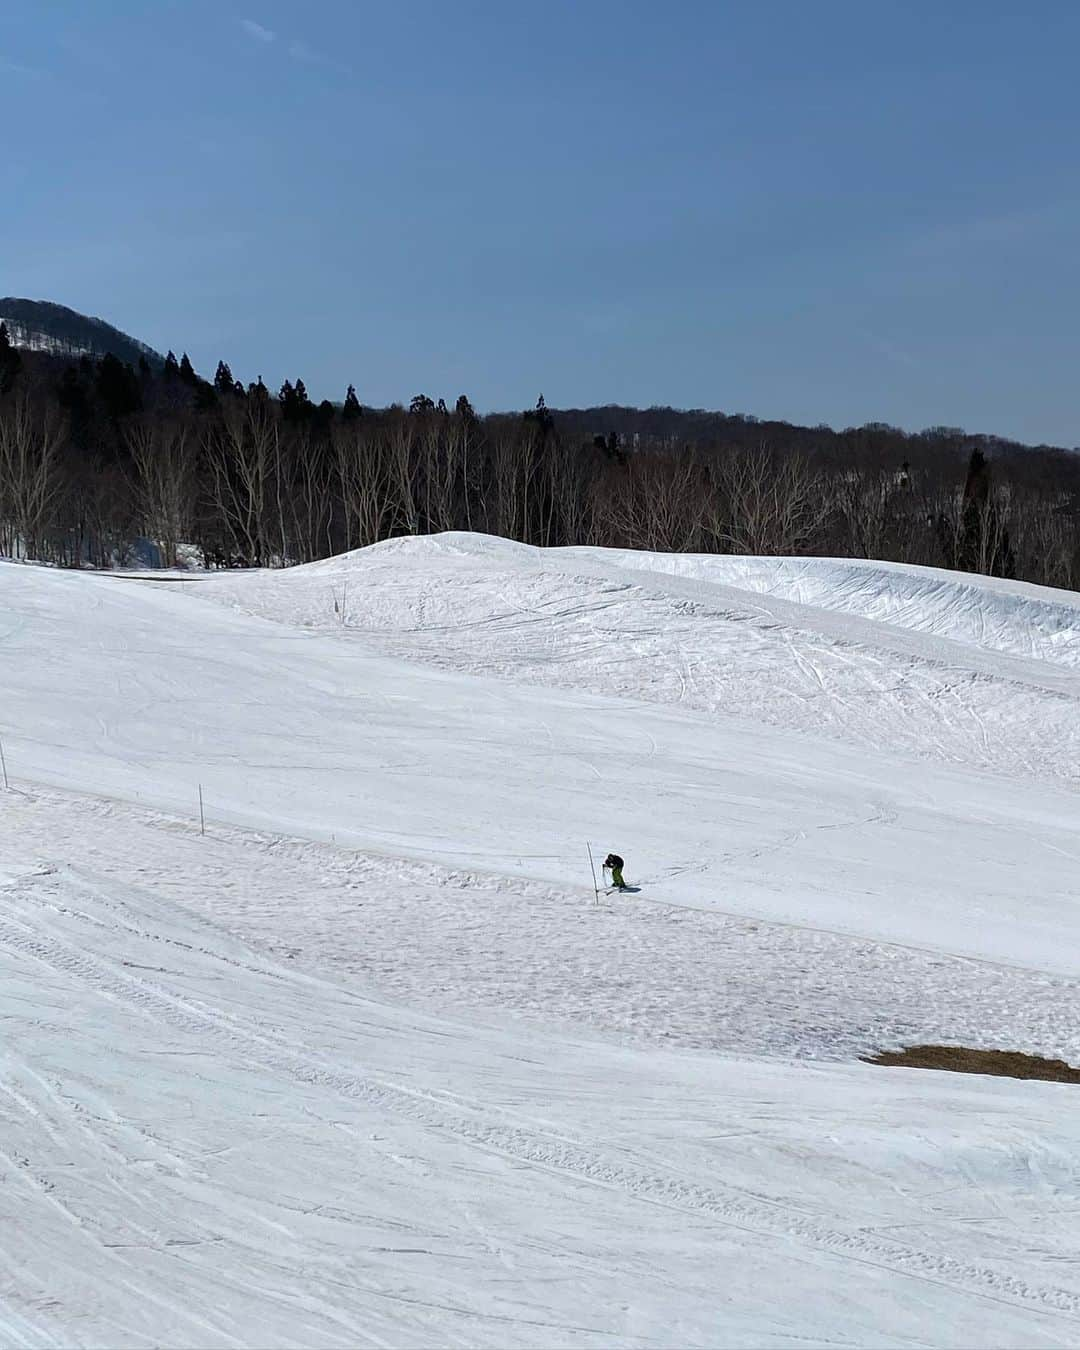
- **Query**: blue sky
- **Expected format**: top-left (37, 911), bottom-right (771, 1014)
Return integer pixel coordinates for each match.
top-left (2, 1), bottom-right (1078, 444)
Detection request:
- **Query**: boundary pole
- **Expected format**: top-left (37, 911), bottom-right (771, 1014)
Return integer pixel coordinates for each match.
top-left (586, 841), bottom-right (599, 903)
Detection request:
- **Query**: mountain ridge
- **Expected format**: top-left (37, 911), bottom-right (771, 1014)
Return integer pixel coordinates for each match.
top-left (0, 297), bottom-right (163, 368)
top-left (2, 297), bottom-right (1075, 456)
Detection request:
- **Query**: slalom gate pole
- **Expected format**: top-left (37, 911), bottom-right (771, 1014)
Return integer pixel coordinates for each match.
top-left (198, 783), bottom-right (205, 836)
top-left (0, 736), bottom-right (8, 790)
top-left (586, 842), bottom-right (599, 902)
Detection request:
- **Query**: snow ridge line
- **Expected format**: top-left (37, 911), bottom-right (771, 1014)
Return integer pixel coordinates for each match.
top-left (2, 910), bottom-right (1079, 1325)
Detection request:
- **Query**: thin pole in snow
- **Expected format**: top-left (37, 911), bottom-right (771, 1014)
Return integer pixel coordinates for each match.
top-left (198, 783), bottom-right (205, 836)
top-left (586, 841), bottom-right (599, 903)
top-left (0, 736), bottom-right (8, 790)
top-left (341, 578), bottom-right (348, 626)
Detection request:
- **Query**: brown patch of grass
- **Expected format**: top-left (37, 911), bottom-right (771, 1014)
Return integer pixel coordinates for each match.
top-left (863, 1045), bottom-right (1080, 1084)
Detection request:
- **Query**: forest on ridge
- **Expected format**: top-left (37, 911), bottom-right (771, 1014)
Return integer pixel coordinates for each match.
top-left (1, 324), bottom-right (1077, 589)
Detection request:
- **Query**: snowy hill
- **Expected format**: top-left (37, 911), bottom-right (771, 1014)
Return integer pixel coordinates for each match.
top-left (0, 297), bottom-right (163, 366)
top-left (201, 533), bottom-right (1080, 789)
top-left (3, 538), bottom-right (1080, 1346)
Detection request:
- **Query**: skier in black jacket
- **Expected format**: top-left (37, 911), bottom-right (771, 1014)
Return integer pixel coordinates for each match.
top-left (603, 853), bottom-right (627, 890)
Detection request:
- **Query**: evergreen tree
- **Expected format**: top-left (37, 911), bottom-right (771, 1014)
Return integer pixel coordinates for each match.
top-left (276, 377), bottom-right (313, 421)
top-left (525, 392), bottom-right (553, 435)
top-left (179, 353), bottom-right (198, 385)
top-left (958, 448), bottom-right (1015, 578)
top-left (279, 378), bottom-right (312, 421)
top-left (193, 379), bottom-right (218, 412)
top-left (0, 321), bottom-right (22, 394)
top-left (96, 353), bottom-right (142, 419)
top-left (57, 364), bottom-right (90, 430)
top-left (162, 350), bottom-right (180, 380)
top-left (593, 431), bottom-right (624, 464)
top-left (342, 384), bottom-right (362, 420)
top-left (214, 360), bottom-right (235, 394)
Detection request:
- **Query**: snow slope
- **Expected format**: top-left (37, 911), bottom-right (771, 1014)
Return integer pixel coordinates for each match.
top-left (198, 534), bottom-right (1080, 790)
top-left (3, 539), bottom-right (1080, 1346)
top-left (4, 552), bottom-right (1080, 972)
top-left (569, 549), bottom-right (1080, 669)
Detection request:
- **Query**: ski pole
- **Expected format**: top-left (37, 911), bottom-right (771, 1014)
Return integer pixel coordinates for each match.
top-left (586, 842), bottom-right (599, 903)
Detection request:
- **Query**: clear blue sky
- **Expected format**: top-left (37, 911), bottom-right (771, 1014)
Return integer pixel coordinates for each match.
top-left (3, 1), bottom-right (1078, 444)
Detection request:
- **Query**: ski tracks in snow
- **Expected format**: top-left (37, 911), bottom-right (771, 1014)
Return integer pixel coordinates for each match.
top-left (3, 877), bottom-right (1080, 1337)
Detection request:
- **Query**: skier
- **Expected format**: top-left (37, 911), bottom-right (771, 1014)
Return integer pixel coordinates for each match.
top-left (602, 852), bottom-right (627, 891)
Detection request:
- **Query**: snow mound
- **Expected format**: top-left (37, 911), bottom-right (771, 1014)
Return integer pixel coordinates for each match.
top-left (196, 534), bottom-right (1080, 790)
top-left (580, 550), bottom-right (1080, 669)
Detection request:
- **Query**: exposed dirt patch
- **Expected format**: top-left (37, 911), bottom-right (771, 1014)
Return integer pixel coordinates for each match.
top-left (864, 1044), bottom-right (1080, 1084)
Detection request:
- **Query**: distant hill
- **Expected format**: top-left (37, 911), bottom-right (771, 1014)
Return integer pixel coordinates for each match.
top-left (0, 298), bottom-right (163, 368)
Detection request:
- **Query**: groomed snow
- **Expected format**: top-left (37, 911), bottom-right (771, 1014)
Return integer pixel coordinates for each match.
top-left (3, 536), bottom-right (1080, 1347)
top-left (197, 533), bottom-right (1080, 790)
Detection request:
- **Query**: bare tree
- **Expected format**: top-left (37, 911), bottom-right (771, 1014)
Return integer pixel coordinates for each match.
top-left (333, 421), bottom-right (397, 550)
top-left (125, 415), bottom-right (197, 566)
top-left (204, 394), bottom-right (281, 565)
top-left (710, 446), bottom-right (826, 555)
top-left (381, 411), bottom-right (420, 535)
top-left (0, 392), bottom-right (67, 560)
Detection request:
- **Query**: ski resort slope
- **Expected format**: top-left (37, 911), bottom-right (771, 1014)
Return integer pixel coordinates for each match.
top-left (4, 548), bottom-right (1080, 973)
top-left (3, 838), bottom-right (1080, 1349)
top-left (202, 533), bottom-right (1080, 791)
top-left (3, 538), bottom-right (1080, 1347)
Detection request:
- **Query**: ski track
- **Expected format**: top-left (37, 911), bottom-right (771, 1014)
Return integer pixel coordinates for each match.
top-left (3, 787), bottom-right (1080, 1067)
top-left (4, 869), bottom-right (1080, 1337)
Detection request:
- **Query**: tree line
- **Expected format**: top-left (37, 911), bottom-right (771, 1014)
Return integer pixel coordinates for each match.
top-left (0, 323), bottom-right (1077, 589)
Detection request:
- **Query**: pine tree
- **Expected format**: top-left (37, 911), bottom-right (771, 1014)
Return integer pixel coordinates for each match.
top-left (0, 321), bottom-right (22, 394)
top-left (96, 353), bottom-right (142, 419)
top-left (342, 384), bottom-right (362, 420)
top-left (214, 360), bottom-right (235, 394)
top-left (958, 448), bottom-right (1015, 578)
top-left (163, 350), bottom-right (180, 380)
top-left (178, 353), bottom-right (198, 385)
top-left (525, 392), bottom-right (553, 435)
